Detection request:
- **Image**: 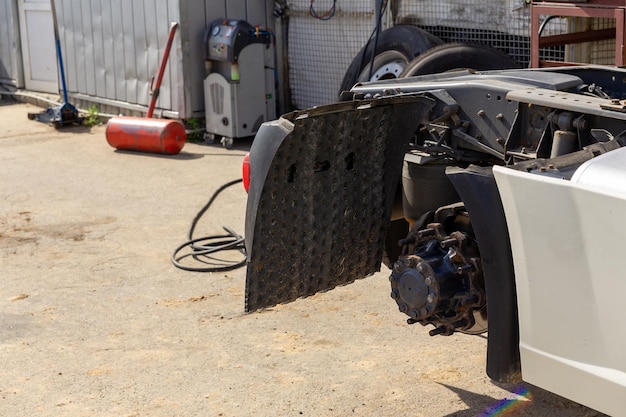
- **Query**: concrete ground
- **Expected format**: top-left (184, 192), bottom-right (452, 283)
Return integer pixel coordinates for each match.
top-left (0, 100), bottom-right (605, 417)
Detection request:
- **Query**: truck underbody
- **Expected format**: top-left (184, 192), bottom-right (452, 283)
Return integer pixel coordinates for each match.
top-left (244, 66), bottom-right (626, 416)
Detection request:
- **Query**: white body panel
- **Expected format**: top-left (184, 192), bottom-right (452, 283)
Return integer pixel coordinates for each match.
top-left (493, 151), bottom-right (626, 417)
top-left (205, 44), bottom-right (275, 139)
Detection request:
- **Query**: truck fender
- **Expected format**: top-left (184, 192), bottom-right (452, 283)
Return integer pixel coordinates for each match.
top-left (446, 165), bottom-right (522, 383)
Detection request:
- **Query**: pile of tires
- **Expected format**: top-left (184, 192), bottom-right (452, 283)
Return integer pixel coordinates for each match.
top-left (339, 25), bottom-right (443, 93)
top-left (339, 25), bottom-right (521, 95)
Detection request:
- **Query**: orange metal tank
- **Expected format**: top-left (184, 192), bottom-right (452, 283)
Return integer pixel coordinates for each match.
top-left (105, 116), bottom-right (186, 155)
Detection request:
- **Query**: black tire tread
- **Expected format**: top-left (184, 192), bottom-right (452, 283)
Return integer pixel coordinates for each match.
top-left (339, 25), bottom-right (443, 94)
top-left (400, 42), bottom-right (521, 78)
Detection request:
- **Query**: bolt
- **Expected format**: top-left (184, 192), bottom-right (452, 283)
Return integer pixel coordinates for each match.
top-left (440, 238), bottom-right (457, 249)
top-left (429, 326), bottom-right (448, 336)
top-left (424, 276), bottom-right (433, 286)
top-left (390, 290), bottom-right (399, 300)
top-left (393, 261), bottom-right (404, 274)
top-left (399, 303), bottom-right (408, 313)
top-left (496, 137), bottom-right (504, 144)
top-left (477, 110), bottom-right (486, 117)
top-left (496, 113), bottom-right (504, 120)
top-left (383, 88), bottom-right (400, 96)
top-left (417, 228), bottom-right (436, 239)
top-left (426, 293), bottom-right (435, 303)
top-left (410, 310), bottom-right (420, 319)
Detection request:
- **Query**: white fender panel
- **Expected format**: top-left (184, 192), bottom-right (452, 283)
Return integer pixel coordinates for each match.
top-left (571, 145), bottom-right (626, 194)
top-left (493, 163), bottom-right (626, 417)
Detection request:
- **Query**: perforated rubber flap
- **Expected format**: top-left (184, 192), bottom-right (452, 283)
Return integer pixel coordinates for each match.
top-left (245, 95), bottom-right (434, 312)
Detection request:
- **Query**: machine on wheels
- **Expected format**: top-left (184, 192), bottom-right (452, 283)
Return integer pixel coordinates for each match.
top-left (203, 19), bottom-right (276, 148)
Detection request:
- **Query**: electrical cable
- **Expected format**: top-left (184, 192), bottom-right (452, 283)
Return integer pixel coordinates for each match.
top-left (309, 0), bottom-right (336, 20)
top-left (531, 15), bottom-right (560, 69)
top-left (355, 0), bottom-right (389, 82)
top-left (538, 15), bottom-right (559, 38)
top-left (171, 179), bottom-right (247, 272)
top-left (368, 0), bottom-right (386, 80)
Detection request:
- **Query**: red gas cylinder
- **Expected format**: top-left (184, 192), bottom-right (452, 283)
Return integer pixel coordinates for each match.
top-left (105, 116), bottom-right (186, 155)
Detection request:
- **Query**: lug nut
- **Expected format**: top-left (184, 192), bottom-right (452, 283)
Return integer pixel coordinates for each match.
top-left (440, 238), bottom-right (457, 249)
top-left (456, 264), bottom-right (473, 274)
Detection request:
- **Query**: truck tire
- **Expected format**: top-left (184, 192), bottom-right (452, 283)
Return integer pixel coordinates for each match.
top-left (338, 25), bottom-right (442, 94)
top-left (400, 42), bottom-right (521, 77)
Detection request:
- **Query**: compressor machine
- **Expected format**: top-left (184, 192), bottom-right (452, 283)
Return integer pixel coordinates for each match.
top-left (204, 19), bottom-right (276, 148)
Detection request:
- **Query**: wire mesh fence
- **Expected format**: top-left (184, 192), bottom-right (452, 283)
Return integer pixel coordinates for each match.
top-left (284, 0), bottom-right (617, 110)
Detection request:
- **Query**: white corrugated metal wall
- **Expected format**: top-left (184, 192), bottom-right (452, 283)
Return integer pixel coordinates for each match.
top-left (54, 0), bottom-right (182, 117)
top-left (0, 0), bottom-right (23, 89)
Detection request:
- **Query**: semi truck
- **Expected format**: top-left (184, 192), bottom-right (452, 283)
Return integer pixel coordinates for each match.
top-left (242, 63), bottom-right (626, 416)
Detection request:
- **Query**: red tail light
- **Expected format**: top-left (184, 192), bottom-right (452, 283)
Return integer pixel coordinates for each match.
top-left (242, 153), bottom-right (251, 193)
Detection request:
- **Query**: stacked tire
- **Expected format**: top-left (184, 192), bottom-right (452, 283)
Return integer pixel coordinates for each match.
top-left (339, 26), bottom-right (521, 95)
top-left (339, 25), bottom-right (443, 94)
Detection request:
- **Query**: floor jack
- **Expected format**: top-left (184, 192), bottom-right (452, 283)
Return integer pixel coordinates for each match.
top-left (27, 0), bottom-right (82, 128)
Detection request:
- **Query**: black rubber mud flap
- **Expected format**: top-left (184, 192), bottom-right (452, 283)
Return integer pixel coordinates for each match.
top-left (446, 165), bottom-right (521, 383)
top-left (245, 95), bottom-right (435, 312)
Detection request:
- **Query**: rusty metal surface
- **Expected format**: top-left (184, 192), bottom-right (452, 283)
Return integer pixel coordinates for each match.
top-left (245, 95), bottom-right (434, 312)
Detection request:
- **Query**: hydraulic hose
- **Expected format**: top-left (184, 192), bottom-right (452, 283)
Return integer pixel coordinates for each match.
top-left (171, 179), bottom-right (246, 272)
